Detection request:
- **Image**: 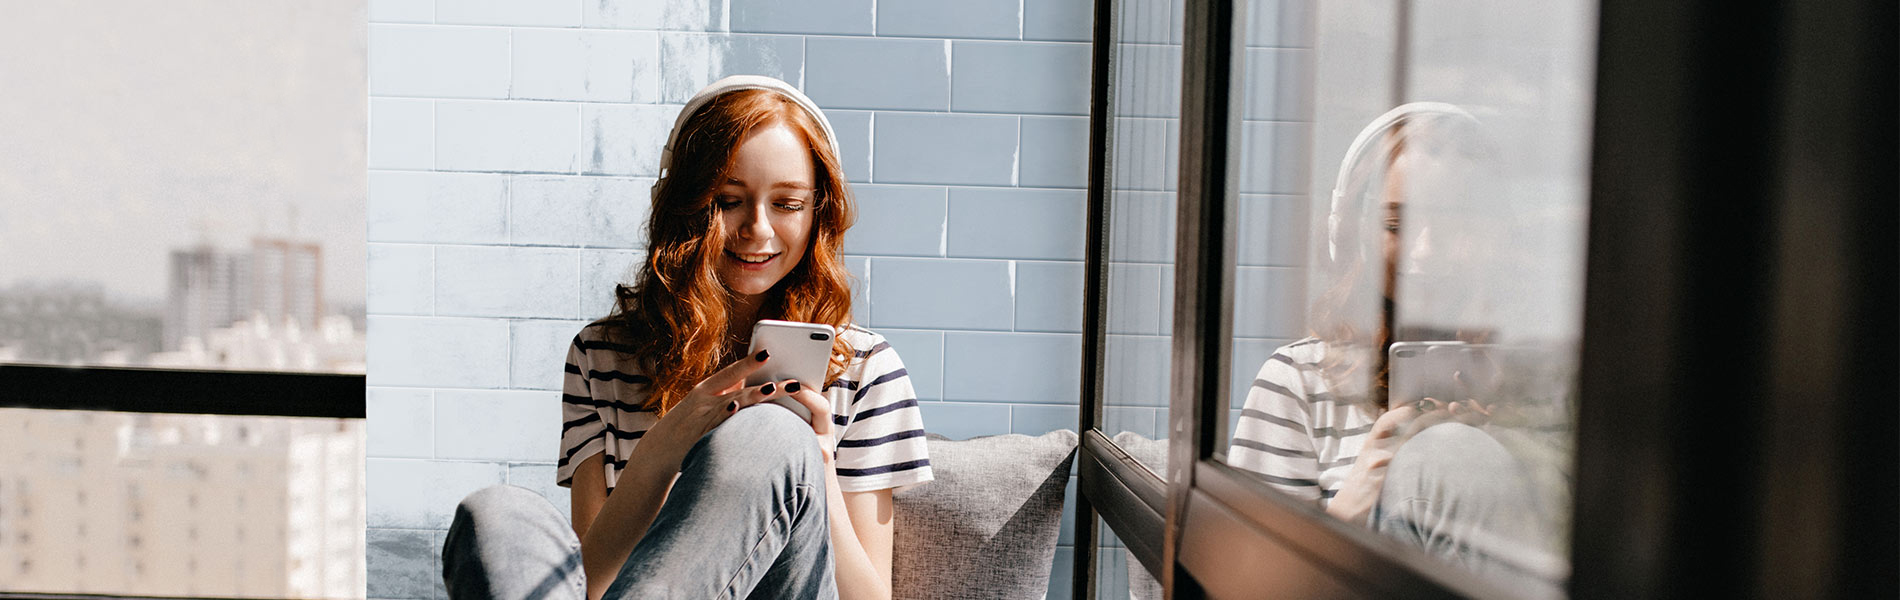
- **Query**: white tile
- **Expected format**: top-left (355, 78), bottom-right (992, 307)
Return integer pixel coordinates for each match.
top-left (367, 243), bottom-right (434, 315)
top-left (436, 100), bottom-right (579, 174)
top-left (511, 29), bottom-right (657, 103)
top-left (434, 389), bottom-right (561, 461)
top-left (367, 316), bottom-right (510, 388)
top-left (370, 98), bottom-right (434, 170)
top-left (510, 175), bottom-right (649, 248)
top-left (369, 25), bottom-right (510, 98)
top-left (434, 246), bottom-right (582, 319)
top-left (367, 387), bottom-right (433, 458)
top-left (367, 458), bottom-right (507, 528)
top-left (368, 172), bottom-right (509, 244)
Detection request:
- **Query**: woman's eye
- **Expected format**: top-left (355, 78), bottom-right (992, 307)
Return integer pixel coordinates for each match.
top-left (713, 196), bottom-right (742, 210)
top-left (774, 200), bottom-right (807, 212)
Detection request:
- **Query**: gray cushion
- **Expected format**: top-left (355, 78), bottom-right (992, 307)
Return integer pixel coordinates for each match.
top-left (893, 429), bottom-right (1079, 600)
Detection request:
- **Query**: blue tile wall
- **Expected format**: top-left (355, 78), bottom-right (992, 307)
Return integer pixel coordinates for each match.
top-left (947, 187), bottom-right (1086, 260)
top-left (950, 41), bottom-right (1092, 115)
top-left (1019, 116), bottom-right (1091, 188)
top-left (874, 0), bottom-right (1021, 39)
top-left (364, 2), bottom-right (1313, 597)
top-left (732, 0), bottom-right (874, 35)
top-left (805, 37), bottom-right (950, 111)
top-left (873, 112), bottom-right (1019, 185)
top-left (842, 184), bottom-right (947, 257)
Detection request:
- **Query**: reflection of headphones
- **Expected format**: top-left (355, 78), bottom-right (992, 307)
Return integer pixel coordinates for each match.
top-left (652, 75), bottom-right (839, 201)
top-left (1326, 102), bottom-right (1475, 262)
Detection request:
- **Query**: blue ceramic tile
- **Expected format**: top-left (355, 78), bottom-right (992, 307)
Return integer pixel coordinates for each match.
top-left (438, 0), bottom-right (581, 26)
top-left (1107, 190), bottom-right (1177, 263)
top-left (867, 258), bottom-right (1013, 331)
top-left (875, 0), bottom-right (1019, 39)
top-left (877, 328), bottom-right (944, 400)
top-left (1247, 0), bottom-right (1316, 48)
top-left (732, 0), bottom-right (873, 34)
top-left (1024, 0), bottom-right (1092, 42)
top-left (805, 37), bottom-right (948, 111)
top-left (947, 187), bottom-right (1086, 260)
top-left (873, 112), bottom-right (1018, 186)
top-left (1010, 404), bottom-right (1079, 436)
top-left (1013, 261), bottom-right (1084, 334)
top-left (951, 41), bottom-right (1092, 116)
top-left (842, 185), bottom-right (947, 257)
top-left (827, 110), bottom-right (873, 183)
top-left (941, 331), bottom-right (1081, 403)
top-left (1020, 116), bottom-right (1089, 189)
top-left (917, 401), bottom-right (1012, 440)
top-left (1242, 47), bottom-right (1312, 122)
top-left (512, 29), bottom-right (656, 103)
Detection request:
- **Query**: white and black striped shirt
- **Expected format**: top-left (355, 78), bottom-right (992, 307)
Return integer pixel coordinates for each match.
top-left (1226, 338), bottom-right (1377, 508)
top-left (556, 320), bottom-right (934, 493)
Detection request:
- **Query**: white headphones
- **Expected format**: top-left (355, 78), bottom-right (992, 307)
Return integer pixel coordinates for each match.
top-left (652, 75), bottom-right (839, 202)
top-left (1326, 102), bottom-right (1476, 263)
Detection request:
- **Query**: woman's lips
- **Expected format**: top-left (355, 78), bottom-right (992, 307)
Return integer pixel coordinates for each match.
top-left (726, 250), bottom-right (778, 271)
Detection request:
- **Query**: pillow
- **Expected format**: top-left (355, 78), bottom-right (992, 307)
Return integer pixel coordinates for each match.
top-left (892, 429), bottom-right (1079, 600)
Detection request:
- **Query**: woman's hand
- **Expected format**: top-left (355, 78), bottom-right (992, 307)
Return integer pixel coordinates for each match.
top-left (1326, 394), bottom-right (1493, 524)
top-left (637, 350), bottom-right (780, 468)
top-left (769, 379), bottom-right (836, 461)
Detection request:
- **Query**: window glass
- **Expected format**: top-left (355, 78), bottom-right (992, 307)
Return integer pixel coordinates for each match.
top-left (1100, 0), bottom-right (1183, 482)
top-left (0, 1), bottom-right (366, 374)
top-left (0, 409), bottom-right (366, 598)
top-left (1223, 0), bottom-right (1593, 595)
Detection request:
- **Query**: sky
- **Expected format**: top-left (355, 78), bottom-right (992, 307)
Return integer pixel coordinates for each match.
top-left (0, 1), bottom-right (366, 310)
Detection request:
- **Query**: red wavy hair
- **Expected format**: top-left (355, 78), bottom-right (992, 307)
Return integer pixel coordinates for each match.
top-left (609, 89), bottom-right (857, 415)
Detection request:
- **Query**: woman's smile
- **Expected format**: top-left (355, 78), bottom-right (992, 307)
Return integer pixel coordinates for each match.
top-left (725, 250), bottom-right (780, 270)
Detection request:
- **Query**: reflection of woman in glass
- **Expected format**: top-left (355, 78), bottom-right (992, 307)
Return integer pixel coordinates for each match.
top-left (444, 77), bottom-right (931, 600)
top-left (1228, 104), bottom-right (1558, 594)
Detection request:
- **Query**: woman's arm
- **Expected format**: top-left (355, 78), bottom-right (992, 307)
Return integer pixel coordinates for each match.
top-left (570, 354), bottom-right (776, 600)
top-left (828, 476), bottom-right (895, 600)
top-left (571, 448), bottom-right (682, 600)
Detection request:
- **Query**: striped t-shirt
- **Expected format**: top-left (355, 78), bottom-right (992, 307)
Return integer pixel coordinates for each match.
top-left (557, 320), bottom-right (934, 494)
top-left (1226, 337), bottom-right (1377, 508)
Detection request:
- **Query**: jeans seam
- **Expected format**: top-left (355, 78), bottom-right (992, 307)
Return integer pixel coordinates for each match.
top-left (720, 483), bottom-right (811, 599)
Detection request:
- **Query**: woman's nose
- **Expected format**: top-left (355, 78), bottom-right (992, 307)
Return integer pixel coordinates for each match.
top-left (738, 201), bottom-right (774, 240)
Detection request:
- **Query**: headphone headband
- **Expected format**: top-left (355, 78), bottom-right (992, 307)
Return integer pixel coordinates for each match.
top-left (653, 75), bottom-right (839, 201)
top-left (1326, 102), bottom-right (1477, 262)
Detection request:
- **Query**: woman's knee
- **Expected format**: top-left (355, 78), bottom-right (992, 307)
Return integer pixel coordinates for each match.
top-left (454, 484), bottom-right (561, 529)
top-left (696, 405), bottom-right (824, 477)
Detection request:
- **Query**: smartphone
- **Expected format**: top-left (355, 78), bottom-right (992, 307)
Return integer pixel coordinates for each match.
top-left (743, 320), bottom-right (836, 421)
top-left (1387, 341), bottom-right (1494, 409)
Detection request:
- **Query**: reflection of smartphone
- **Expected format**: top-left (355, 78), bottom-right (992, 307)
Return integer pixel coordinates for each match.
top-left (744, 320), bottom-right (835, 421)
top-left (1388, 341), bottom-right (1494, 408)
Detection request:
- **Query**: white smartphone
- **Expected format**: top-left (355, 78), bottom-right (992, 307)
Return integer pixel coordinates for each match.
top-left (743, 320), bottom-right (836, 422)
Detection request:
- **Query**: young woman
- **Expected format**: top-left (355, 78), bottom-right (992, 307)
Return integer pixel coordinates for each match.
top-left (1226, 103), bottom-right (1561, 596)
top-left (443, 76), bottom-right (932, 600)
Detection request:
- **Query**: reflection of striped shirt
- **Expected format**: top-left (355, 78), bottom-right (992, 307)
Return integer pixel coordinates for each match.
top-left (556, 320), bottom-right (934, 494)
top-left (1227, 338), bottom-right (1376, 508)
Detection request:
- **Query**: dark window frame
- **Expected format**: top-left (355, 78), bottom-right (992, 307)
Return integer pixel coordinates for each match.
top-left (1076, 0), bottom-right (1895, 596)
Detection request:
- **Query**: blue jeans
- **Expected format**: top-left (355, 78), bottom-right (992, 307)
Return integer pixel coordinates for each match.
top-left (443, 407), bottom-right (837, 600)
top-left (1370, 422), bottom-right (1565, 599)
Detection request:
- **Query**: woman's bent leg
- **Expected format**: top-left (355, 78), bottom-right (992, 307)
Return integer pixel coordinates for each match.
top-left (605, 406), bottom-right (836, 600)
top-left (442, 485), bottom-right (586, 600)
top-left (1371, 423), bottom-right (1563, 599)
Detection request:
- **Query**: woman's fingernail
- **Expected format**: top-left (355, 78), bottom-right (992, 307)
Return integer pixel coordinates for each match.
top-left (755, 349), bottom-right (770, 362)
top-left (760, 382), bottom-right (776, 396)
top-left (785, 381), bottom-right (801, 394)
top-left (727, 401), bottom-right (738, 412)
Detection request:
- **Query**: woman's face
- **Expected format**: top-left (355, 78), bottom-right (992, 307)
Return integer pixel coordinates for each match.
top-left (713, 123), bottom-right (817, 299)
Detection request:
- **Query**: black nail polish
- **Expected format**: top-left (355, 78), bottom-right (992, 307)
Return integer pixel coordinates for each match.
top-left (785, 381), bottom-right (801, 394)
top-left (760, 382), bottom-right (776, 396)
top-left (727, 401), bottom-right (738, 412)
top-left (755, 349), bottom-right (770, 362)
